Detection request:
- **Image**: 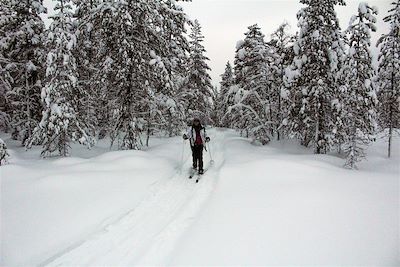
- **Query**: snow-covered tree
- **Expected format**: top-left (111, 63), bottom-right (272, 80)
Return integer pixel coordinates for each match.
top-left (27, 0), bottom-right (95, 157)
top-left (240, 25), bottom-right (275, 143)
top-left (146, 0), bottom-right (190, 138)
top-left (85, 0), bottom-right (192, 145)
top-left (228, 24), bottom-right (276, 144)
top-left (217, 61), bottom-right (234, 127)
top-left (230, 25), bottom-right (264, 138)
top-left (342, 2), bottom-right (378, 168)
top-left (184, 19), bottom-right (213, 123)
top-left (269, 22), bottom-right (295, 140)
top-left (285, 0), bottom-right (347, 154)
top-left (0, 138), bottom-right (9, 165)
top-left (210, 85), bottom-right (219, 126)
top-left (0, 0), bottom-right (47, 144)
top-left (97, 0), bottom-right (182, 149)
top-left (228, 40), bottom-right (248, 134)
top-left (377, 0), bottom-right (400, 158)
top-left (73, 0), bottom-right (101, 138)
top-left (224, 84), bottom-right (247, 135)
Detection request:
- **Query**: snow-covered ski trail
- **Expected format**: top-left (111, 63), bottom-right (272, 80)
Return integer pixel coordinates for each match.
top-left (40, 129), bottom-right (226, 266)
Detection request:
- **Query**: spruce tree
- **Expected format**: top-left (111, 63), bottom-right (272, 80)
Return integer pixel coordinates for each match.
top-left (73, 0), bottom-right (101, 138)
top-left (269, 22), bottom-right (295, 140)
top-left (97, 0), bottom-right (178, 149)
top-left (342, 3), bottom-right (378, 168)
top-left (229, 39), bottom-right (247, 133)
top-left (218, 61), bottom-right (234, 127)
top-left (185, 19), bottom-right (213, 123)
top-left (285, 0), bottom-right (346, 154)
top-left (210, 85), bottom-right (219, 126)
top-left (27, 0), bottom-right (94, 157)
top-left (229, 24), bottom-right (276, 144)
top-left (240, 24), bottom-right (275, 143)
top-left (377, 0), bottom-right (400, 158)
top-left (147, 0), bottom-right (191, 138)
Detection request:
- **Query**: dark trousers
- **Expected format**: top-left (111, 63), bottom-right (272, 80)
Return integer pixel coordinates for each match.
top-left (191, 144), bottom-right (204, 171)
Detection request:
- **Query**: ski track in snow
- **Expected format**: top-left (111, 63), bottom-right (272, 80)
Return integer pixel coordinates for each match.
top-left (40, 129), bottom-right (226, 266)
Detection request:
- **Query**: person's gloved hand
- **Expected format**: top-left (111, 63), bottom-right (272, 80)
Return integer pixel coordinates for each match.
top-left (183, 134), bottom-right (188, 140)
top-left (205, 137), bottom-right (210, 142)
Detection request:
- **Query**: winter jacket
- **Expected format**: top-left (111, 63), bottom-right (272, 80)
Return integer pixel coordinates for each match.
top-left (186, 126), bottom-right (208, 147)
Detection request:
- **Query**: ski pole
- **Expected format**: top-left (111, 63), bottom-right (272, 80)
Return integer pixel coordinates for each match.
top-left (208, 142), bottom-right (214, 165)
top-left (179, 138), bottom-right (185, 173)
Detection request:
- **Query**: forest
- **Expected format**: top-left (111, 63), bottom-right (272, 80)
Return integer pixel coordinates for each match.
top-left (0, 0), bottom-right (399, 169)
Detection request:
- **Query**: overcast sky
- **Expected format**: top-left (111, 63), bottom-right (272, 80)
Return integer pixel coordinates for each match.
top-left (43, 0), bottom-right (392, 86)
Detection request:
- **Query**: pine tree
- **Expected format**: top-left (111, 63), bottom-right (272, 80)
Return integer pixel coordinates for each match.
top-left (146, 0), bottom-right (190, 138)
top-left (229, 39), bottom-right (247, 134)
top-left (225, 84), bottom-right (247, 135)
top-left (377, 0), bottom-right (400, 158)
top-left (269, 22), bottom-right (295, 140)
top-left (0, 0), bottom-right (47, 145)
top-left (73, 0), bottom-right (101, 138)
top-left (79, 1), bottom-right (115, 140)
top-left (229, 24), bottom-right (275, 144)
top-left (184, 19), bottom-right (213, 123)
top-left (242, 24), bottom-right (275, 143)
top-left (0, 138), bottom-right (9, 165)
top-left (342, 2), bottom-right (378, 168)
top-left (285, 0), bottom-right (346, 154)
top-left (210, 85), bottom-right (219, 126)
top-left (97, 0), bottom-right (179, 149)
top-left (27, 0), bottom-right (94, 157)
top-left (217, 61), bottom-right (234, 127)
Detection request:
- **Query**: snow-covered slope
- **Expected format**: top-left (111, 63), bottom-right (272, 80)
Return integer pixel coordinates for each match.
top-left (170, 131), bottom-right (399, 266)
top-left (1, 129), bottom-right (399, 265)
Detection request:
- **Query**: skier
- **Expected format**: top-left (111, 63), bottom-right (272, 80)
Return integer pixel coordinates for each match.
top-left (183, 118), bottom-right (210, 175)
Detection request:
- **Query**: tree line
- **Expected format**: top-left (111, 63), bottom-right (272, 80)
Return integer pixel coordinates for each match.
top-left (0, 0), bottom-right (213, 160)
top-left (0, 0), bottom-right (399, 169)
top-left (214, 0), bottom-right (399, 168)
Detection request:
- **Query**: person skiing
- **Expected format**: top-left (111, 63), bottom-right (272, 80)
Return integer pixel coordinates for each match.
top-left (183, 118), bottom-right (210, 175)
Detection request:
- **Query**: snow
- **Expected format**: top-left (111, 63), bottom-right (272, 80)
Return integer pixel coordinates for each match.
top-left (1, 129), bottom-right (399, 265)
top-left (284, 67), bottom-right (299, 83)
top-left (365, 78), bottom-right (371, 88)
top-left (170, 133), bottom-right (399, 265)
top-left (359, 2), bottom-right (368, 15)
top-left (280, 87), bottom-right (289, 100)
top-left (149, 58), bottom-right (157, 65)
top-left (50, 103), bottom-right (62, 117)
top-left (236, 39), bottom-right (244, 50)
top-left (293, 42), bottom-right (300, 55)
top-left (238, 48), bottom-right (246, 60)
top-left (26, 61), bottom-right (37, 72)
top-left (166, 98), bottom-right (176, 109)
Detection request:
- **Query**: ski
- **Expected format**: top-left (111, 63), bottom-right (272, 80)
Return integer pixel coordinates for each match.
top-left (195, 169), bottom-right (206, 183)
top-left (188, 168), bottom-right (197, 179)
top-left (188, 167), bottom-right (209, 183)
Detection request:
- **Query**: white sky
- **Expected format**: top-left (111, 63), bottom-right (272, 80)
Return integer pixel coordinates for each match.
top-left (43, 0), bottom-right (392, 86)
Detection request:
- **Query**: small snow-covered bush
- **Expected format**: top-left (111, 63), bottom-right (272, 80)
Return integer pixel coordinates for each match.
top-left (0, 138), bottom-right (9, 166)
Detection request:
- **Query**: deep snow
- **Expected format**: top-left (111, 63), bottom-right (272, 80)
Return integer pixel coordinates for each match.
top-left (1, 128), bottom-right (399, 266)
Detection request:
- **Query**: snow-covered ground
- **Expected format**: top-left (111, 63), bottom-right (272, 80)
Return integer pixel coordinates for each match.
top-left (1, 128), bottom-right (399, 266)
